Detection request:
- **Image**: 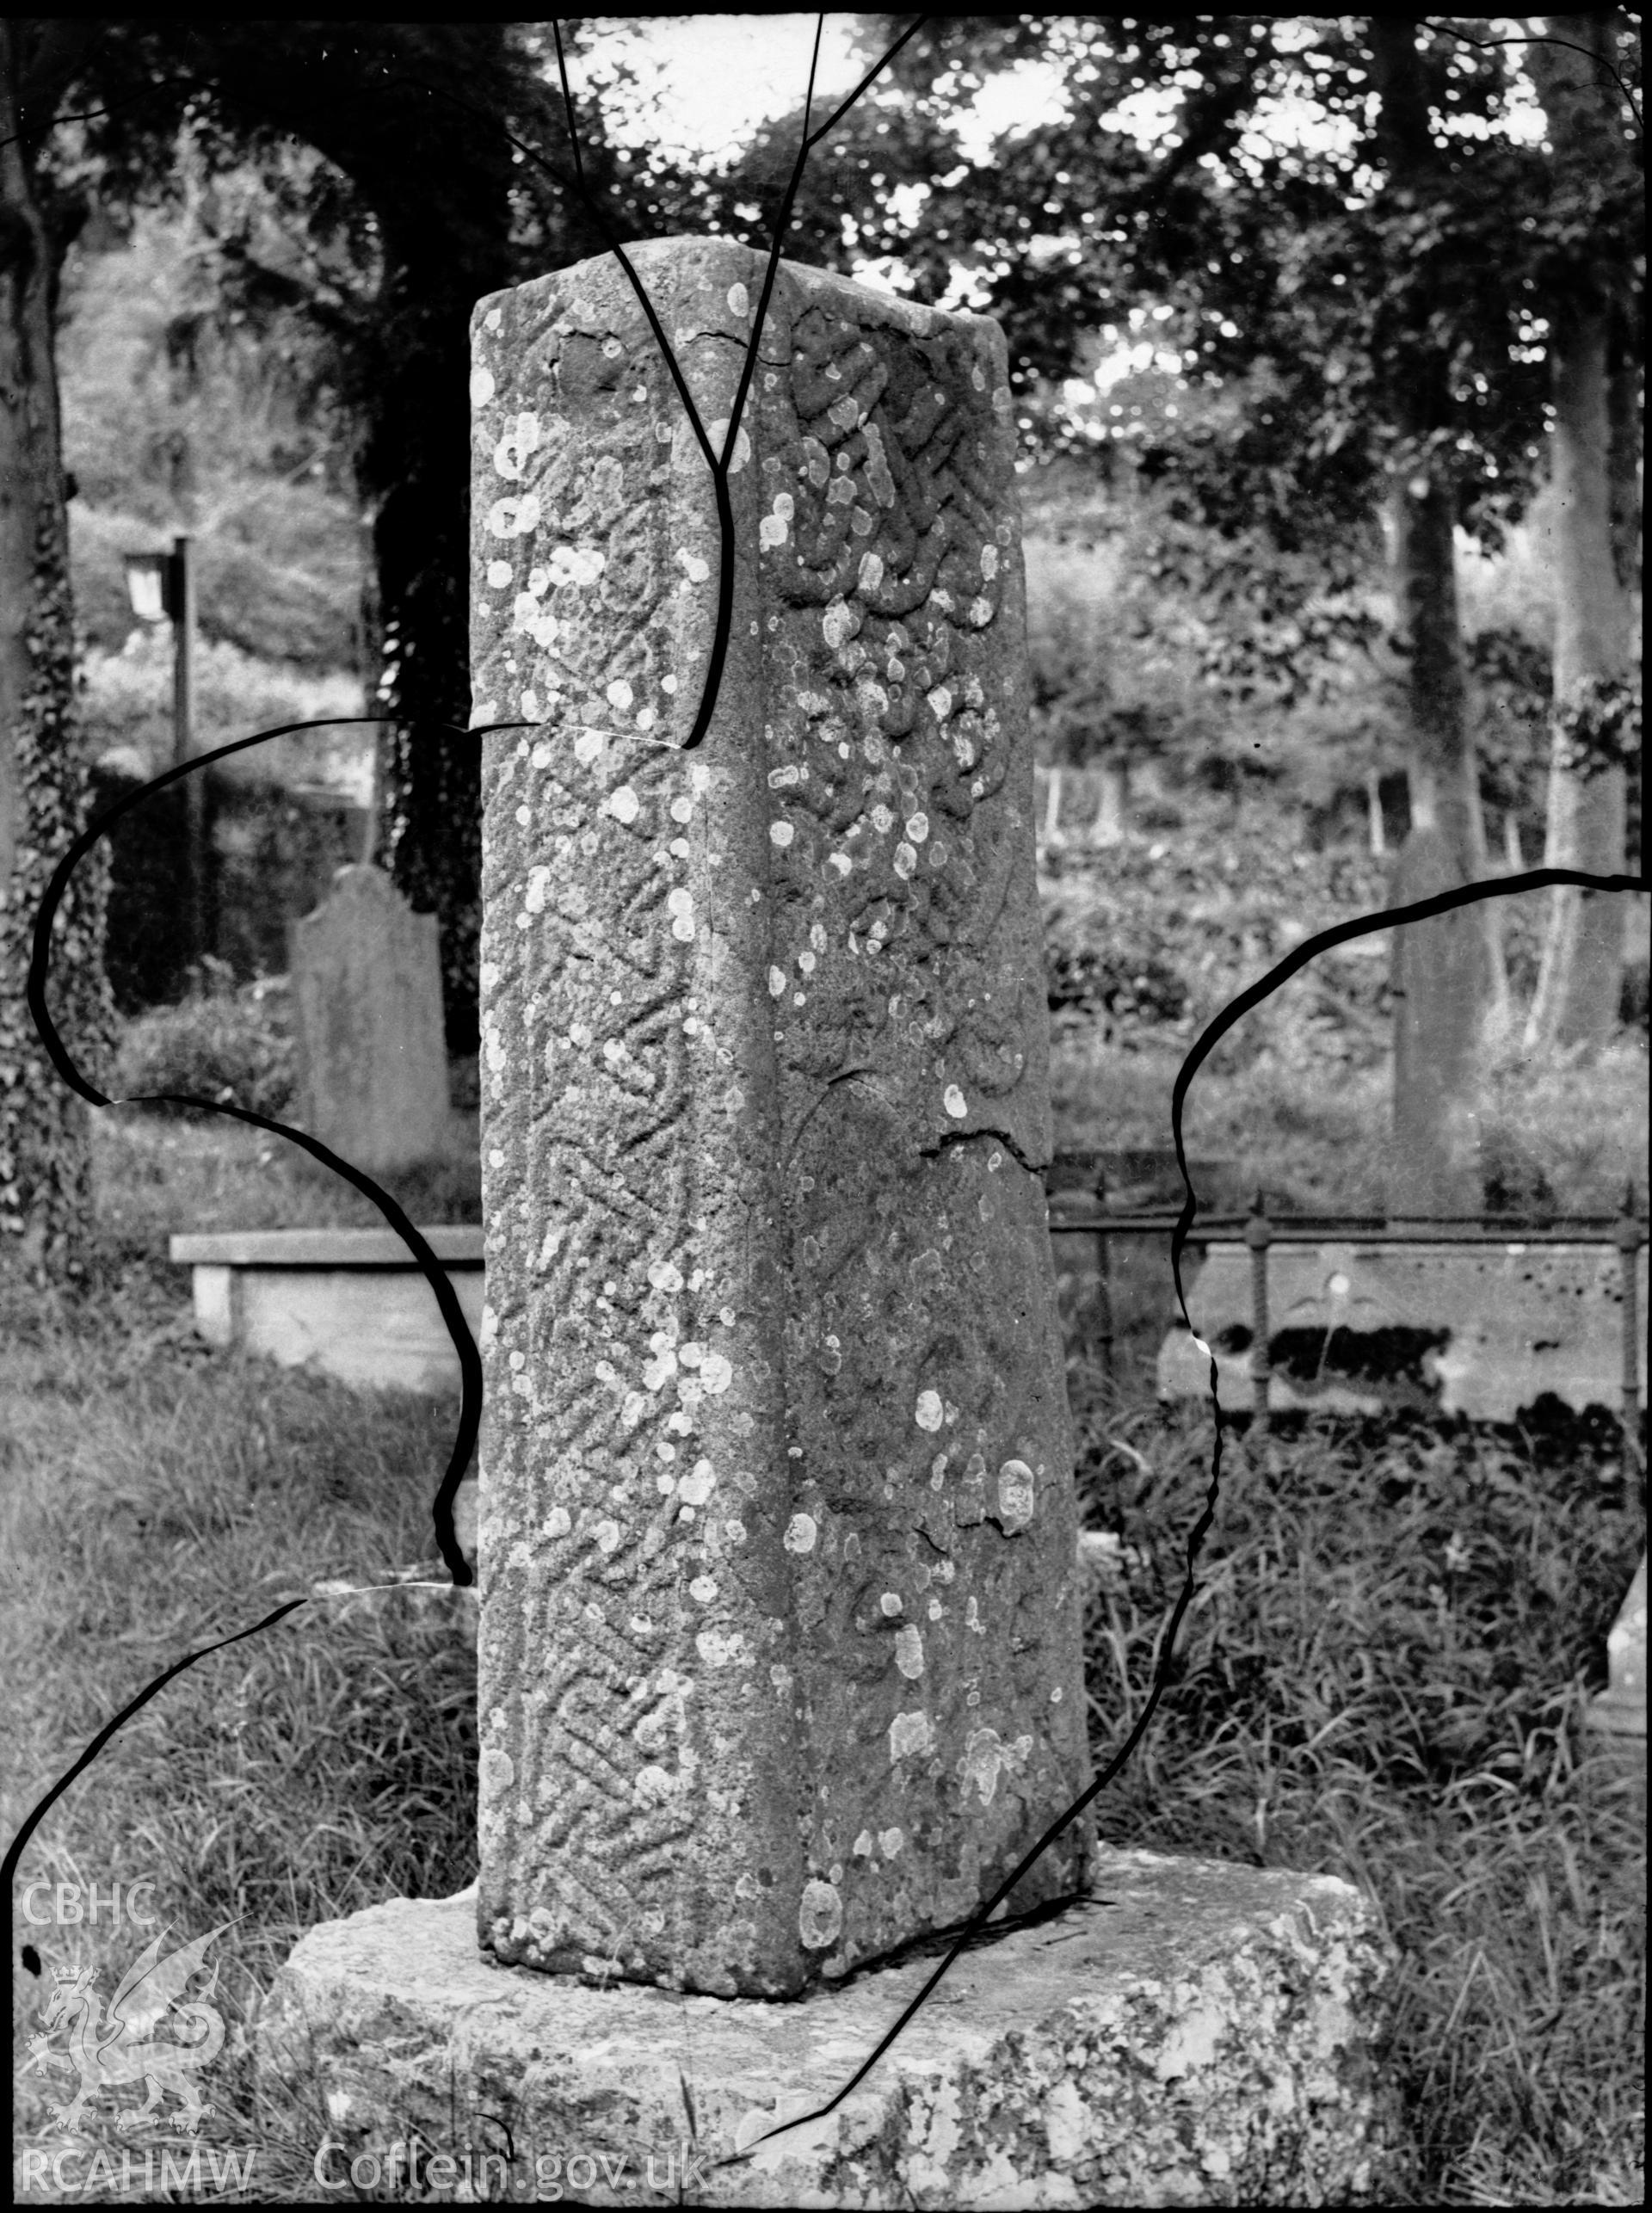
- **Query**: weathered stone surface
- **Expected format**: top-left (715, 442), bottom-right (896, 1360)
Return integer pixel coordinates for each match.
top-left (468, 238), bottom-right (1088, 1996)
top-left (288, 865), bottom-right (450, 1175)
top-left (257, 1852), bottom-right (1402, 2208)
top-left (1157, 1238), bottom-right (1649, 1418)
top-left (1587, 1552), bottom-right (1647, 1740)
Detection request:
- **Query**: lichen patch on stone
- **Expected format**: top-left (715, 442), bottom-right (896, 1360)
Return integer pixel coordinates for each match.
top-left (797, 1877), bottom-right (844, 1950)
top-left (956, 1725), bottom-right (1033, 1808)
top-left (889, 1710), bottom-right (936, 1762)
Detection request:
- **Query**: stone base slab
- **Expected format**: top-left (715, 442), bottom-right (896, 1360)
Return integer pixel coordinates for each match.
top-left (256, 1847), bottom-right (1401, 2207)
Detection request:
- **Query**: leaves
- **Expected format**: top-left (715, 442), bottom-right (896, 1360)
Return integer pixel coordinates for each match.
top-left (1039, 802), bottom-right (1393, 1065)
top-left (717, 14), bottom-right (1640, 673)
top-left (1551, 675), bottom-right (1644, 784)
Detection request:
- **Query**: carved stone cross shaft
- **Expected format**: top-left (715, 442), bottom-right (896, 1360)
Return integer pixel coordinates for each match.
top-left (469, 238), bottom-right (1090, 1998)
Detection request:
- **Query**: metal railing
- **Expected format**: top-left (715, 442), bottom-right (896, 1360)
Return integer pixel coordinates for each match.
top-left (1042, 1156), bottom-right (1648, 1429)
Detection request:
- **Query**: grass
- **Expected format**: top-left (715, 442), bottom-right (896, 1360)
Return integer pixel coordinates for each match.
top-left (1075, 1394), bottom-right (1645, 2206)
top-left (7, 1250), bottom-right (1643, 2203)
top-left (92, 1108), bottom-right (482, 1253)
top-left (6, 1020), bottom-right (1647, 2204)
top-left (97, 980), bottom-right (482, 1246)
top-left (4, 1255), bottom-right (478, 2203)
top-left (1051, 1026), bottom-right (1649, 1217)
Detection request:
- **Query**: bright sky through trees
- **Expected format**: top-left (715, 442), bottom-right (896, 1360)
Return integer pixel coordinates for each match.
top-left (557, 12), bottom-right (1551, 401)
top-left (561, 14), bottom-right (1548, 165)
top-left (559, 14), bottom-right (1076, 165)
top-left (560, 13), bottom-right (869, 164)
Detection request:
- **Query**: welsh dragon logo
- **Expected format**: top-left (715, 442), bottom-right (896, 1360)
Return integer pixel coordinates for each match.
top-left (23, 1922), bottom-right (231, 2134)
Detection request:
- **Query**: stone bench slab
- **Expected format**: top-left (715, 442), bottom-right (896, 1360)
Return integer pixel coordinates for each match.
top-left (170, 1228), bottom-right (484, 1396)
top-left (257, 1850), bottom-right (1400, 2208)
top-left (170, 1227), bottom-right (485, 1266)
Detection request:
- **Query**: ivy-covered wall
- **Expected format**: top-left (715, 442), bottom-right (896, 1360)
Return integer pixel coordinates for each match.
top-left (0, 512), bottom-right (114, 1270)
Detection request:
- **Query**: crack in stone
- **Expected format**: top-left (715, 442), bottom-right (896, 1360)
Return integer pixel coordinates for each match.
top-left (922, 1125), bottom-right (1044, 1181)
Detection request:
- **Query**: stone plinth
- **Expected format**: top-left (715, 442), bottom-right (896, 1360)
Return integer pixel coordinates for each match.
top-left (468, 239), bottom-right (1089, 1996)
top-left (257, 1852), bottom-right (1402, 2208)
top-left (288, 864), bottom-right (450, 1174)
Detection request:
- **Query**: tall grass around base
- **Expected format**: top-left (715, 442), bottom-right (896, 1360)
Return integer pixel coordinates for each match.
top-left (4, 1248), bottom-right (1645, 2204)
top-left (1077, 1396), bottom-right (1645, 2207)
top-left (4, 1254), bottom-right (478, 2203)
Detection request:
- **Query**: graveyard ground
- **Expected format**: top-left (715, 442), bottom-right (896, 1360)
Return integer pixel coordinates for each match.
top-left (5, 1171), bottom-right (1644, 2204)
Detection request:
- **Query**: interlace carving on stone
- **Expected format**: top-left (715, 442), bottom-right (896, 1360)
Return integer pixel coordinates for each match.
top-left (472, 248), bottom-right (1089, 1992)
top-left (479, 734), bottom-right (708, 1970)
top-left (754, 292), bottom-right (1032, 1125)
top-left (471, 284), bottom-right (718, 743)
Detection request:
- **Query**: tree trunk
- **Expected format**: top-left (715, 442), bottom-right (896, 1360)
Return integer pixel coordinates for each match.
top-left (363, 238), bottom-right (501, 1058)
top-left (185, 24), bottom-right (525, 1060)
top-left (1369, 18), bottom-right (1500, 1215)
top-left (1384, 472), bottom-right (1495, 1216)
top-left (0, 22), bottom-right (109, 1273)
top-left (1525, 13), bottom-right (1638, 1050)
top-left (1386, 465), bottom-right (1482, 867)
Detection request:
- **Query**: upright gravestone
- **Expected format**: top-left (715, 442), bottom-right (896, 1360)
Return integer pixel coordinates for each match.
top-left (287, 864), bottom-right (450, 1176)
top-left (468, 237), bottom-right (1092, 1996)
